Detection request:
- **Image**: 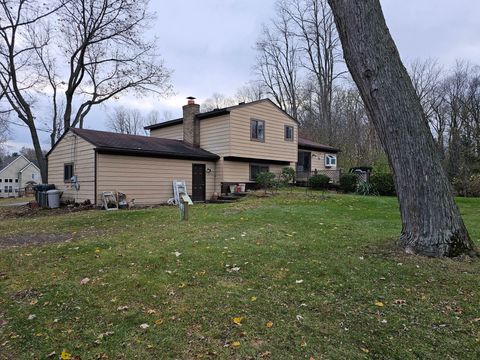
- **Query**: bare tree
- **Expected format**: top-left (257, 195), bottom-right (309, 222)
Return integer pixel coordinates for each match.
top-left (0, 0), bottom-right (172, 181)
top-left (201, 93), bottom-right (236, 112)
top-left (328, 0), bottom-right (476, 257)
top-left (279, 0), bottom-right (344, 144)
top-left (255, 10), bottom-right (302, 119)
top-left (106, 107), bottom-right (146, 135)
top-left (235, 82), bottom-right (266, 103)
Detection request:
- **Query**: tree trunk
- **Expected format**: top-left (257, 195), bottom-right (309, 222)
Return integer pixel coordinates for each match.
top-left (27, 119), bottom-right (47, 183)
top-left (327, 0), bottom-right (477, 257)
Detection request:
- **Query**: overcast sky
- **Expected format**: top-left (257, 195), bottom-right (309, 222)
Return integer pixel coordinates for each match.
top-left (5, 0), bottom-right (480, 152)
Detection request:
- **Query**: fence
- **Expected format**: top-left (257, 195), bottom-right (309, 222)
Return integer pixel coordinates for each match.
top-left (296, 169), bottom-right (342, 184)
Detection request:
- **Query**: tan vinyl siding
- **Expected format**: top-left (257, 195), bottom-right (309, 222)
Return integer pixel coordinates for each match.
top-left (199, 115), bottom-right (230, 156)
top-left (222, 161), bottom-right (289, 183)
top-left (96, 154), bottom-right (216, 205)
top-left (228, 101), bottom-right (298, 162)
top-left (47, 132), bottom-right (95, 203)
top-left (150, 123), bottom-right (183, 140)
top-left (310, 151), bottom-right (337, 171)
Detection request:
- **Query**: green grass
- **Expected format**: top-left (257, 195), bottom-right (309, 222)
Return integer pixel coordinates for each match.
top-left (0, 191), bottom-right (479, 359)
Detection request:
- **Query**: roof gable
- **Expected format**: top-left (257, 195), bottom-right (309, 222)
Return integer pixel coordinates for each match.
top-left (0, 155), bottom-right (30, 174)
top-left (144, 98), bottom-right (299, 131)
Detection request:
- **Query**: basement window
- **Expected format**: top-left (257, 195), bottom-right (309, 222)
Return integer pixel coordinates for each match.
top-left (250, 164), bottom-right (269, 181)
top-left (325, 155), bottom-right (337, 167)
top-left (64, 163), bottom-right (74, 182)
top-left (250, 119), bottom-right (265, 142)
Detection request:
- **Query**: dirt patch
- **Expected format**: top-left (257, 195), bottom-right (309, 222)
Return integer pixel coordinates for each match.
top-left (0, 233), bottom-right (74, 248)
top-left (0, 202), bottom-right (95, 220)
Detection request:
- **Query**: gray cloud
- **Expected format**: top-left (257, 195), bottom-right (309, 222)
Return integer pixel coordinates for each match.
top-left (6, 0), bottom-right (480, 151)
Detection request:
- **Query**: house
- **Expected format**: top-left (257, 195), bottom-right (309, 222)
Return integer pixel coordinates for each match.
top-left (0, 155), bottom-right (41, 198)
top-left (46, 98), bottom-right (339, 205)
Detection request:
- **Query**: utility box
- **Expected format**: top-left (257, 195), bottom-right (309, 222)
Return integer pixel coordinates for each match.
top-left (47, 189), bottom-right (62, 209)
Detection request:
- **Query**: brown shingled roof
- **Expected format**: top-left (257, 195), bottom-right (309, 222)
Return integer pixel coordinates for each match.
top-left (69, 128), bottom-right (219, 161)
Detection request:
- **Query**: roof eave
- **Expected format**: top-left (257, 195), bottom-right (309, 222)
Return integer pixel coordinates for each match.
top-left (96, 147), bottom-right (220, 161)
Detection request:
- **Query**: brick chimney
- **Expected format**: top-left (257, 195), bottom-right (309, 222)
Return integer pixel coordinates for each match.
top-left (183, 96), bottom-right (200, 147)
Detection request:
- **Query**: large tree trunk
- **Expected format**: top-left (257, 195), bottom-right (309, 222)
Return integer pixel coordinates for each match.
top-left (327, 0), bottom-right (477, 257)
top-left (27, 119), bottom-right (47, 183)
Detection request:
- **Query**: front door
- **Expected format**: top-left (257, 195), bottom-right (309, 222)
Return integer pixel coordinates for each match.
top-left (192, 164), bottom-right (206, 202)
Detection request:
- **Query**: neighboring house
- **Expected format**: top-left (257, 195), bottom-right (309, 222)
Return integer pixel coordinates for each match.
top-left (47, 98), bottom-right (339, 205)
top-left (0, 155), bottom-right (41, 198)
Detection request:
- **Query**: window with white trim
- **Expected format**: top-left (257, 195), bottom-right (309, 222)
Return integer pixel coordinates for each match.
top-left (325, 154), bottom-right (337, 167)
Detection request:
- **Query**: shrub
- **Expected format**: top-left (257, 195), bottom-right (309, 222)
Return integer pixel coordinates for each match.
top-left (370, 173), bottom-right (396, 196)
top-left (280, 167), bottom-right (295, 185)
top-left (468, 174), bottom-right (480, 197)
top-left (308, 174), bottom-right (330, 190)
top-left (255, 171), bottom-right (276, 194)
top-left (339, 173), bottom-right (358, 193)
top-left (356, 181), bottom-right (378, 196)
top-left (453, 174), bottom-right (480, 197)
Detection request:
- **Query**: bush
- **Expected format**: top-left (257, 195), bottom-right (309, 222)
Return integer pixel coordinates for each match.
top-left (280, 167), bottom-right (295, 185)
top-left (308, 174), bottom-right (330, 190)
top-left (370, 173), bottom-right (396, 196)
top-left (339, 173), bottom-right (358, 193)
top-left (255, 171), bottom-right (276, 194)
top-left (356, 181), bottom-right (378, 196)
top-left (453, 174), bottom-right (480, 197)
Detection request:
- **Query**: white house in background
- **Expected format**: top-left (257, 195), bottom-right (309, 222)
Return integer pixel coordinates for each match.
top-left (0, 155), bottom-right (41, 198)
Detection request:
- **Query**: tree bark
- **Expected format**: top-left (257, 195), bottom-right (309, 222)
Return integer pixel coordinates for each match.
top-left (327, 0), bottom-right (477, 257)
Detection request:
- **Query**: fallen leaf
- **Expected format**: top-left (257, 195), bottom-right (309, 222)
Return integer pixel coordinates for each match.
top-left (265, 321), bottom-right (273, 328)
top-left (251, 296), bottom-right (257, 302)
top-left (374, 300), bottom-right (384, 307)
top-left (154, 318), bottom-right (164, 326)
top-left (27, 314), bottom-right (36, 320)
top-left (295, 280), bottom-right (304, 284)
top-left (139, 323), bottom-right (149, 330)
top-left (174, 251), bottom-right (181, 257)
top-left (232, 316), bottom-right (243, 325)
top-left (146, 309), bottom-right (156, 315)
top-left (60, 350), bottom-right (72, 360)
top-left (360, 347), bottom-right (370, 353)
top-left (231, 341), bottom-right (241, 347)
top-left (117, 306), bottom-right (129, 311)
top-left (80, 277), bottom-right (90, 285)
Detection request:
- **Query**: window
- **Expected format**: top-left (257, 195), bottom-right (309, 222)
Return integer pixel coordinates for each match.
top-left (250, 164), bottom-right (269, 181)
top-left (8, 186), bottom-right (12, 192)
top-left (285, 125), bottom-right (294, 141)
top-left (64, 163), bottom-right (74, 182)
top-left (250, 119), bottom-right (265, 142)
top-left (0, 179), bottom-right (2, 182)
top-left (3, 186), bottom-right (7, 192)
top-left (8, 179), bottom-right (12, 183)
top-left (325, 154), bottom-right (337, 167)
top-left (32, 173), bottom-right (36, 180)
top-left (4, 179), bottom-right (7, 183)
top-left (15, 179), bottom-right (18, 183)
top-left (14, 188), bottom-right (19, 193)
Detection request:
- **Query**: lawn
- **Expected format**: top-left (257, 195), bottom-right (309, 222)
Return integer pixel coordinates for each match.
top-left (0, 191), bottom-right (479, 359)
